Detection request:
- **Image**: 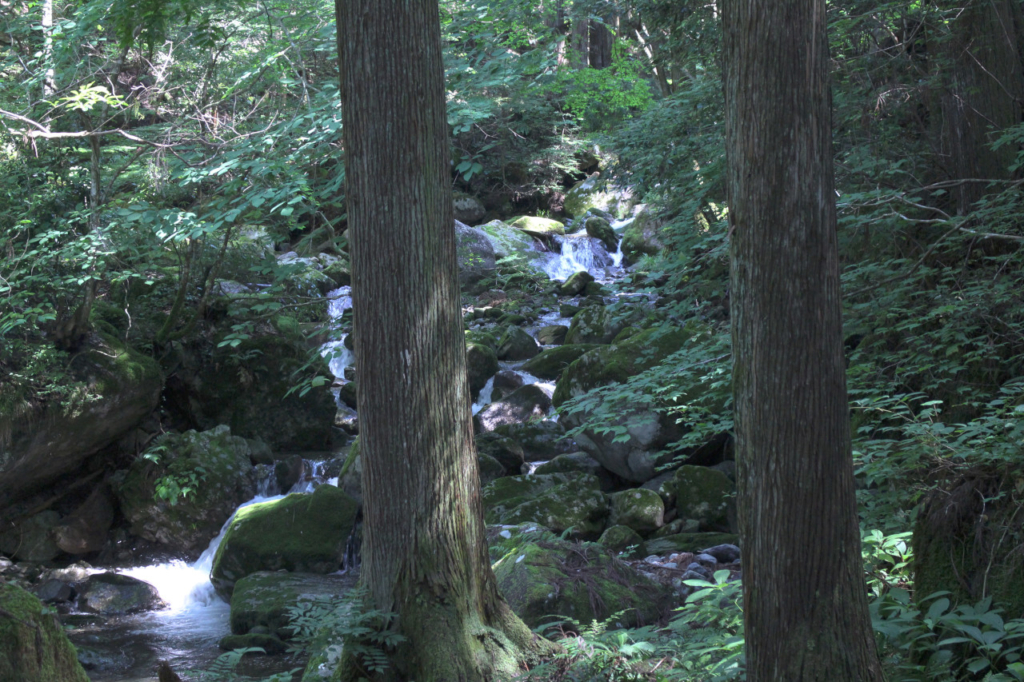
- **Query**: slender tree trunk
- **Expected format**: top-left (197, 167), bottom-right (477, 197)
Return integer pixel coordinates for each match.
top-left (588, 16), bottom-right (614, 69)
top-left (722, 1), bottom-right (884, 681)
top-left (41, 0), bottom-right (55, 98)
top-left (939, 0), bottom-right (1024, 212)
top-left (337, 1), bottom-right (555, 679)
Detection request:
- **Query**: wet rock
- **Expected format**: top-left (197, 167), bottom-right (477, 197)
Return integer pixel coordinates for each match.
top-left (520, 344), bottom-right (600, 380)
top-left (338, 381), bottom-right (358, 409)
top-left (598, 525), bottom-right (646, 558)
top-left (475, 385), bottom-right (551, 433)
top-left (0, 334), bottom-right (162, 503)
top-left (608, 488), bottom-right (665, 534)
top-left (219, 633), bottom-right (288, 654)
top-left (559, 303), bottom-right (581, 318)
top-left (491, 370), bottom-right (524, 401)
top-left (476, 220), bottom-right (538, 260)
top-left (455, 220), bottom-right (497, 294)
top-left (535, 325), bottom-right (568, 346)
top-left (32, 579), bottom-right (75, 604)
top-left (117, 426), bottom-right (257, 553)
top-left (702, 543), bottom-right (741, 564)
top-left (644, 532), bottom-right (740, 556)
top-left (493, 539), bottom-right (671, 630)
top-left (453, 194), bottom-right (486, 225)
top-left (211, 484), bottom-right (359, 598)
top-left (467, 343), bottom-right (499, 397)
top-left (690, 554), bottom-right (715, 568)
top-left (533, 452), bottom-right (616, 490)
top-left (274, 455), bottom-right (306, 493)
top-left (495, 420), bottom-right (573, 462)
top-left (558, 271), bottom-right (595, 297)
top-left (585, 216), bottom-right (617, 252)
top-left (478, 453), bottom-right (506, 486)
top-left (475, 433), bottom-right (525, 473)
top-left (669, 465), bottom-right (735, 531)
top-left (0, 583), bottom-right (90, 682)
top-left (77, 573), bottom-right (164, 615)
top-left (496, 325), bottom-right (540, 361)
top-left (247, 438), bottom-right (274, 466)
top-left (0, 511), bottom-right (62, 562)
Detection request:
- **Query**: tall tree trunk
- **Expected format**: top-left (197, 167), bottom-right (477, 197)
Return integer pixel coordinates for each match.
top-left (569, 14), bottom-right (590, 68)
top-left (722, 1), bottom-right (884, 681)
top-left (940, 0), bottom-right (1024, 212)
top-left (588, 16), bottom-right (614, 69)
top-left (337, 1), bottom-right (555, 680)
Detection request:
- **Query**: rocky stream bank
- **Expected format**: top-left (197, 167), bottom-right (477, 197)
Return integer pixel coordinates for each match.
top-left (1, 180), bottom-right (746, 681)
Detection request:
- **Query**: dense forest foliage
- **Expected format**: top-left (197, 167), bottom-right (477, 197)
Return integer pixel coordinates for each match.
top-left (2, 0), bottom-right (1024, 680)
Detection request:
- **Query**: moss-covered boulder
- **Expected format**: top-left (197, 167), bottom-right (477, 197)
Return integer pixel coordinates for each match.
top-left (493, 540), bottom-right (671, 629)
top-left (669, 465), bottom-right (734, 531)
top-left (563, 305), bottom-right (648, 346)
top-left (276, 254), bottom-right (338, 296)
top-left (644, 532), bottom-right (739, 556)
top-left (466, 343), bottom-right (499, 396)
top-left (77, 573), bottom-right (165, 615)
top-left (563, 175), bottom-right (616, 218)
top-left (535, 325), bottom-right (568, 346)
top-left (520, 344), bottom-right (601, 380)
top-left (211, 484), bottom-right (359, 597)
top-left (228, 571), bottom-right (356, 638)
top-left (475, 432), bottom-right (525, 474)
top-left (510, 216), bottom-right (565, 239)
top-left (478, 452), bottom-right (507, 486)
top-left (558, 271), bottom-right (595, 297)
top-left (455, 220), bottom-right (497, 294)
top-left (465, 329), bottom-right (498, 351)
top-left (180, 332), bottom-right (336, 451)
top-left (0, 334), bottom-right (162, 503)
top-left (117, 425), bottom-right (257, 553)
top-left (598, 525), bottom-right (646, 558)
top-left (0, 583), bottom-right (90, 682)
top-left (477, 220), bottom-right (539, 260)
top-left (608, 488), bottom-right (665, 534)
top-left (483, 473), bottom-right (608, 538)
top-left (620, 208), bottom-right (665, 264)
top-left (913, 472), bottom-right (1024, 618)
top-left (496, 325), bottom-right (539, 360)
top-left (585, 217), bottom-right (618, 252)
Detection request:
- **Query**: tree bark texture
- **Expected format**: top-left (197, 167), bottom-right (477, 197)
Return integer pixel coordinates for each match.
top-left (939, 0), bottom-right (1024, 212)
top-left (338, 1), bottom-right (554, 680)
top-left (722, 1), bottom-right (884, 681)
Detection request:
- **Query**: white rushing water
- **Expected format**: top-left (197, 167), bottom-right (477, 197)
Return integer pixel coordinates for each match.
top-left (119, 492), bottom-right (286, 615)
top-left (322, 286), bottom-right (354, 381)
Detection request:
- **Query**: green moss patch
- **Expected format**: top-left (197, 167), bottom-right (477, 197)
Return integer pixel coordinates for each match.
top-left (0, 583), bottom-right (90, 682)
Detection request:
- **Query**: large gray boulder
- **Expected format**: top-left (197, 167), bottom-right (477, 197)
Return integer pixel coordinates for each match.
top-left (455, 220), bottom-right (496, 294)
top-left (116, 426), bottom-right (257, 553)
top-left (0, 334), bottom-right (162, 504)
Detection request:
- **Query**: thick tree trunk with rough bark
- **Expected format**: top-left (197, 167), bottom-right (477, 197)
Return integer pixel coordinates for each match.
top-left (940, 0), bottom-right (1024, 212)
top-left (337, 1), bottom-right (555, 680)
top-left (722, 1), bottom-right (885, 681)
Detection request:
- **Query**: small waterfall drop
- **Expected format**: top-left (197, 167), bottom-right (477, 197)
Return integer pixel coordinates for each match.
top-left (322, 286), bottom-right (354, 381)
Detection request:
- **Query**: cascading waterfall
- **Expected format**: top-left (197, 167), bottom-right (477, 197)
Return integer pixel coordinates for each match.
top-left (322, 286), bottom-right (354, 382)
